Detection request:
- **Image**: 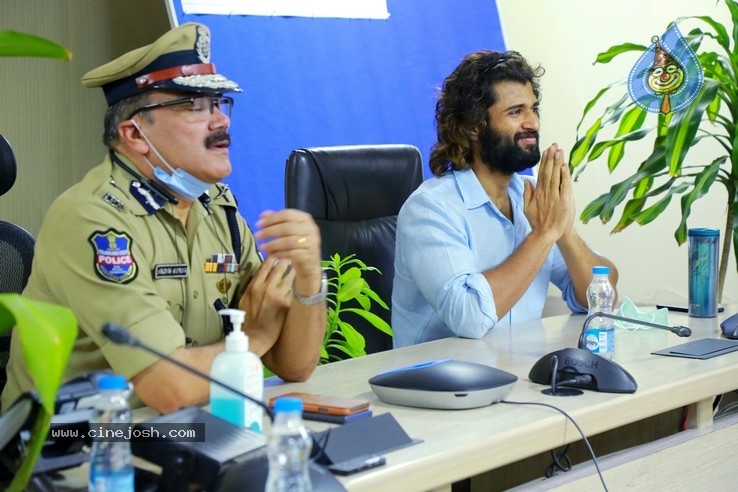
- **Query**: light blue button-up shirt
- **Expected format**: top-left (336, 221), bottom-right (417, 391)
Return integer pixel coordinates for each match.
top-left (391, 168), bottom-right (586, 347)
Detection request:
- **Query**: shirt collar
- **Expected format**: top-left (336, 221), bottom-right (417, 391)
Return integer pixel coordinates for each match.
top-left (453, 168), bottom-right (530, 211)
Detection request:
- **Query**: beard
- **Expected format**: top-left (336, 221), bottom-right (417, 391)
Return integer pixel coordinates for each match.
top-left (478, 125), bottom-right (540, 175)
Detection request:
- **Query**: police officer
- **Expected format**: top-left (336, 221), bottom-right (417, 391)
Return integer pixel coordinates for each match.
top-left (1, 23), bottom-right (326, 413)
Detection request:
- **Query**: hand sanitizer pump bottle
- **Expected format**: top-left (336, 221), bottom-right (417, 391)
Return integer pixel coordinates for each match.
top-left (210, 308), bottom-right (264, 432)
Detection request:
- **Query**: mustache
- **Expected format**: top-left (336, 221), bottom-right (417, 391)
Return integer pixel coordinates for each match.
top-left (205, 130), bottom-right (231, 148)
top-left (515, 131), bottom-right (539, 141)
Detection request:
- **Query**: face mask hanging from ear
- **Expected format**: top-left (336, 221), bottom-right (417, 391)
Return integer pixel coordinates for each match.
top-left (131, 119), bottom-right (212, 200)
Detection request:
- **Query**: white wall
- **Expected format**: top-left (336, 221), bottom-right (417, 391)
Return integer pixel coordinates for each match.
top-left (497, 0), bottom-right (737, 307)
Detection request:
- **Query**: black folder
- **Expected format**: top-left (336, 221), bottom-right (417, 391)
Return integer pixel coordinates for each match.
top-left (652, 338), bottom-right (738, 360)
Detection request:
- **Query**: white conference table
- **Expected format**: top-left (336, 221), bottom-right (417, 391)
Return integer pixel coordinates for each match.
top-left (264, 307), bottom-right (738, 492)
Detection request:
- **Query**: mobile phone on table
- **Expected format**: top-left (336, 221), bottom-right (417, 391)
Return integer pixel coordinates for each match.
top-left (301, 409), bottom-right (373, 424)
top-left (268, 392), bottom-right (370, 416)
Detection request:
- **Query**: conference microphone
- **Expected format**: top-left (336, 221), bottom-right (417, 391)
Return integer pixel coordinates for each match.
top-left (101, 322), bottom-right (274, 420)
top-left (578, 311), bottom-right (692, 350)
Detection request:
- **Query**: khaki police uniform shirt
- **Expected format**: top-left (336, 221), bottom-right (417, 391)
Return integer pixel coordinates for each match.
top-left (1, 153), bottom-right (261, 410)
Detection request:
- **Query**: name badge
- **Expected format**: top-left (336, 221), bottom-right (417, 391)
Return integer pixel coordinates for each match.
top-left (153, 263), bottom-right (189, 279)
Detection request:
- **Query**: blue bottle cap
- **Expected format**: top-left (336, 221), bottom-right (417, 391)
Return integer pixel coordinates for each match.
top-left (97, 374), bottom-right (128, 391)
top-left (688, 228), bottom-right (719, 237)
top-left (273, 396), bottom-right (303, 413)
top-left (592, 266), bottom-right (610, 275)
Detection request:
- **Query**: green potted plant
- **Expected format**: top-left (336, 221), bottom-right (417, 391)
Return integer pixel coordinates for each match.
top-left (320, 254), bottom-right (392, 364)
top-left (569, 0), bottom-right (736, 301)
top-left (0, 295), bottom-right (77, 492)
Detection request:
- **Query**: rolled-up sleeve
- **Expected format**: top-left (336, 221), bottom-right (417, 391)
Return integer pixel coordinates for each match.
top-left (399, 191), bottom-right (498, 338)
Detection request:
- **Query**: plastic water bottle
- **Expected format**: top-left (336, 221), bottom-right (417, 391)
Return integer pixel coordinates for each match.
top-left (266, 396), bottom-right (313, 492)
top-left (89, 374), bottom-right (134, 492)
top-left (210, 308), bottom-right (264, 432)
top-left (585, 265), bottom-right (616, 359)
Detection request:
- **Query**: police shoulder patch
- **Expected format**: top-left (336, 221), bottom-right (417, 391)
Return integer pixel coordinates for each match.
top-left (88, 229), bottom-right (138, 284)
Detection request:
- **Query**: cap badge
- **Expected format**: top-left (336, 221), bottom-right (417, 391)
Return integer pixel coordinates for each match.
top-left (195, 25), bottom-right (210, 63)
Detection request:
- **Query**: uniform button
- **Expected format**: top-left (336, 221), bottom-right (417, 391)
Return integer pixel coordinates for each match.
top-left (505, 224), bottom-right (512, 230)
top-left (193, 291), bottom-right (199, 299)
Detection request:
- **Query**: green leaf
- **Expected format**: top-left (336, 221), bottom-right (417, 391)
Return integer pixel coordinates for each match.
top-left (0, 30), bottom-right (71, 60)
top-left (336, 277), bottom-right (364, 302)
top-left (0, 294), bottom-right (77, 491)
top-left (607, 106), bottom-right (649, 170)
top-left (594, 42), bottom-right (648, 64)
top-left (611, 197), bottom-right (646, 232)
top-left (600, 179), bottom-right (637, 223)
top-left (337, 322), bottom-right (366, 353)
top-left (588, 127), bottom-right (652, 163)
top-left (682, 18), bottom-right (729, 52)
top-left (339, 266), bottom-right (363, 282)
top-left (635, 175), bottom-right (675, 199)
top-left (574, 79), bottom-right (626, 133)
top-left (0, 295), bottom-right (77, 412)
top-left (632, 175), bottom-right (655, 198)
top-left (355, 294), bottom-right (371, 311)
top-left (634, 182), bottom-right (690, 226)
top-left (570, 116), bottom-right (603, 170)
top-left (725, 0), bottom-right (738, 45)
top-left (675, 156), bottom-right (724, 242)
top-left (361, 287), bottom-right (389, 310)
top-left (600, 94), bottom-right (631, 127)
top-left (664, 80), bottom-right (719, 175)
top-left (579, 193), bottom-right (610, 223)
top-left (343, 308), bottom-right (393, 336)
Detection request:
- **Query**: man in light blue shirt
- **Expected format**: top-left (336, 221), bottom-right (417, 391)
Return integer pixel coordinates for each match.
top-left (392, 50), bottom-right (618, 347)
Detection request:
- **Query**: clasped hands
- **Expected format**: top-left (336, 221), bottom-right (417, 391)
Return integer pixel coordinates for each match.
top-left (523, 143), bottom-right (576, 243)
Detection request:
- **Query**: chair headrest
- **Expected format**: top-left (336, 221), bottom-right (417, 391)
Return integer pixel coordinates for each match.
top-left (0, 135), bottom-right (17, 197)
top-left (287, 144), bottom-right (423, 221)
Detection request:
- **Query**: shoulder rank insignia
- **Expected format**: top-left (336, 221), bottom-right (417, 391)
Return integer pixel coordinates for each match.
top-left (88, 229), bottom-right (138, 284)
top-left (130, 181), bottom-right (165, 214)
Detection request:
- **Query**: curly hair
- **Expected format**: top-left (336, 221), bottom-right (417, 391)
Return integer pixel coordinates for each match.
top-left (429, 50), bottom-right (544, 177)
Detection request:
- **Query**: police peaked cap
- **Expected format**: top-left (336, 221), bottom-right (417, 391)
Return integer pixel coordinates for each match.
top-left (81, 22), bottom-right (241, 106)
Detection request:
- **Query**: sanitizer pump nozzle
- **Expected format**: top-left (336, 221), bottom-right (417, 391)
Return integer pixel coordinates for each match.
top-left (218, 308), bottom-right (246, 333)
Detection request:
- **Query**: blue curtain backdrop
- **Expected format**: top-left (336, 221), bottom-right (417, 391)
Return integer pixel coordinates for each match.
top-left (170, 1), bottom-right (506, 226)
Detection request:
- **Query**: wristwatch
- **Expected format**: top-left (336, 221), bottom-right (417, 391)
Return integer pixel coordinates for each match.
top-left (292, 272), bottom-right (328, 305)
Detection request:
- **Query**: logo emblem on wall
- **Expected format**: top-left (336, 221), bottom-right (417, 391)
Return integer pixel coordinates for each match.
top-left (627, 23), bottom-right (703, 114)
top-left (89, 229), bottom-right (138, 284)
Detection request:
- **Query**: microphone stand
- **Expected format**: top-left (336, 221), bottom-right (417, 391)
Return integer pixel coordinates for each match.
top-left (101, 323), bottom-right (274, 420)
top-left (578, 311), bottom-right (692, 350)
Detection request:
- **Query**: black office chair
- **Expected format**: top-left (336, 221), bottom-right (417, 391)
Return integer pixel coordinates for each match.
top-left (0, 134), bottom-right (36, 393)
top-left (285, 144), bottom-right (423, 354)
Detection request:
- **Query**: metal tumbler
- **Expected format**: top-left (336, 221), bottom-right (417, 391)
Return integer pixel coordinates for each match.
top-left (688, 228), bottom-right (719, 318)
